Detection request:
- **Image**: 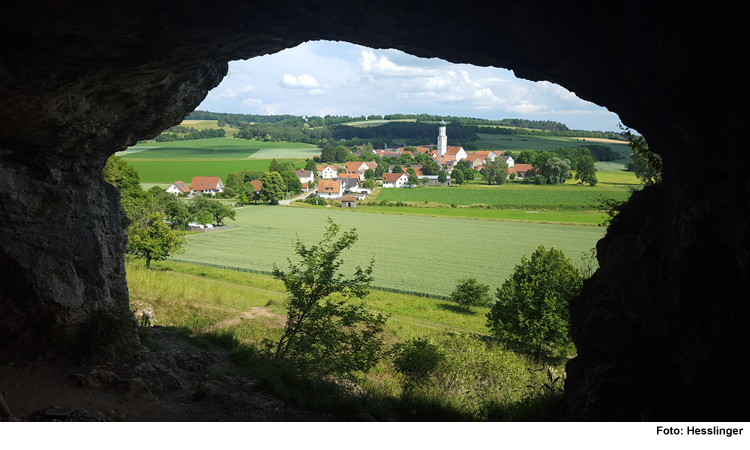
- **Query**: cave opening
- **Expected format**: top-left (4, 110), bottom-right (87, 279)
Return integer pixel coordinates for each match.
top-left (1, 1), bottom-right (747, 421)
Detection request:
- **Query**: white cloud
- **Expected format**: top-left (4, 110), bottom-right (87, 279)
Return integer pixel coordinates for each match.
top-left (242, 98), bottom-right (263, 107)
top-left (281, 74), bottom-right (324, 89)
top-left (506, 101), bottom-right (549, 114)
top-left (359, 50), bottom-right (440, 77)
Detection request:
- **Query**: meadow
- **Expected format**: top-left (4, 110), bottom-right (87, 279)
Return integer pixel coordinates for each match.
top-left (128, 259), bottom-right (566, 420)
top-left (373, 180), bottom-right (635, 210)
top-left (173, 205), bottom-right (605, 298)
top-left (118, 137), bottom-right (318, 182)
top-left (124, 159), bottom-right (305, 183)
top-left (474, 133), bottom-right (632, 156)
top-left (121, 137), bottom-right (318, 159)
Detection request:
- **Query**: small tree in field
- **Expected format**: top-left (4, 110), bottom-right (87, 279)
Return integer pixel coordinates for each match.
top-left (450, 278), bottom-right (490, 311)
top-left (265, 218), bottom-right (388, 380)
top-left (486, 245), bottom-right (582, 357)
top-left (127, 212), bottom-right (186, 269)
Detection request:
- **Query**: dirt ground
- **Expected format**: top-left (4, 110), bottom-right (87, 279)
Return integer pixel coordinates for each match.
top-left (0, 326), bottom-right (338, 422)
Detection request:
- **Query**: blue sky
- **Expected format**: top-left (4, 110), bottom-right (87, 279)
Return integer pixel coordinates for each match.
top-left (198, 40), bottom-right (623, 132)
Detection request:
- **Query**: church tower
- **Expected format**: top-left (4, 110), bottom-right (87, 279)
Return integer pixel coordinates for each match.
top-left (437, 120), bottom-right (447, 157)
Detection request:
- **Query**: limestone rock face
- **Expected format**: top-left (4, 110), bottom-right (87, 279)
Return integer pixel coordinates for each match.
top-left (0, 1), bottom-right (747, 419)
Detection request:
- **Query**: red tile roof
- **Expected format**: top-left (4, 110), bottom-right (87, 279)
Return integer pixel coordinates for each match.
top-left (382, 173), bottom-right (406, 183)
top-left (317, 179), bottom-right (341, 193)
top-left (250, 180), bottom-right (262, 192)
top-left (341, 196), bottom-right (356, 202)
top-left (190, 176), bottom-right (222, 191)
top-left (171, 180), bottom-right (190, 193)
top-left (513, 163), bottom-right (535, 173)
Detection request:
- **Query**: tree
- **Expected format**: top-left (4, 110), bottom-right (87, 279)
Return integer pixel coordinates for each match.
top-left (261, 171), bottom-right (285, 205)
top-left (334, 145), bottom-right (350, 163)
top-left (264, 218), bottom-right (388, 380)
top-left (408, 172), bottom-right (419, 186)
top-left (450, 278), bottom-right (490, 311)
top-left (304, 158), bottom-right (318, 177)
top-left (483, 158), bottom-right (508, 185)
top-left (462, 167), bottom-right (475, 181)
top-left (486, 245), bottom-right (582, 356)
top-left (391, 164), bottom-right (403, 174)
top-left (364, 168), bottom-right (374, 180)
top-left (280, 169), bottom-right (302, 195)
top-left (421, 160), bottom-right (440, 176)
top-left (437, 170), bottom-right (448, 184)
top-left (127, 212), bottom-right (186, 269)
top-left (536, 157), bottom-right (571, 185)
top-left (362, 179), bottom-right (375, 190)
top-left (622, 125), bottom-right (662, 185)
top-left (574, 155), bottom-right (598, 186)
top-left (320, 143), bottom-right (336, 163)
top-left (268, 158), bottom-right (279, 173)
top-left (452, 167), bottom-right (465, 185)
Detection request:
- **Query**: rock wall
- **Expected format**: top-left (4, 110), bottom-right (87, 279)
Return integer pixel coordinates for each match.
top-left (1, 1), bottom-right (747, 419)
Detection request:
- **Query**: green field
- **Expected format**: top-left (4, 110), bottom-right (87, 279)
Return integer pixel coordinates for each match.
top-left (173, 206), bottom-right (605, 298)
top-left (120, 138), bottom-right (318, 160)
top-left (350, 206), bottom-right (607, 225)
top-left (126, 160), bottom-right (305, 183)
top-left (474, 133), bottom-right (632, 156)
top-left (374, 181), bottom-right (635, 210)
top-left (180, 119), bottom-right (240, 137)
top-left (118, 137), bottom-right (318, 182)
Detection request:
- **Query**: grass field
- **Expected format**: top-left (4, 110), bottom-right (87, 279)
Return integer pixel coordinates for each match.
top-left (374, 180), bottom-right (635, 210)
top-left (173, 205), bottom-right (604, 298)
top-left (121, 138), bottom-right (318, 160)
top-left (474, 133), bottom-right (632, 156)
top-left (178, 119), bottom-right (240, 137)
top-left (127, 159), bottom-right (305, 183)
top-left (118, 137), bottom-right (318, 182)
top-left (350, 205), bottom-right (607, 225)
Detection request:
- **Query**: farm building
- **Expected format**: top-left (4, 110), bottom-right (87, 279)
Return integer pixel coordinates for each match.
top-left (294, 169), bottom-right (314, 184)
top-left (189, 176), bottom-right (224, 196)
top-left (382, 172), bottom-right (410, 188)
top-left (341, 195), bottom-right (357, 208)
top-left (418, 175), bottom-right (451, 186)
top-left (317, 179), bottom-right (343, 199)
top-left (166, 180), bottom-right (190, 196)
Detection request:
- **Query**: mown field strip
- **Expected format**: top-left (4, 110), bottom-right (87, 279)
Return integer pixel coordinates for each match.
top-left (174, 206), bottom-right (605, 298)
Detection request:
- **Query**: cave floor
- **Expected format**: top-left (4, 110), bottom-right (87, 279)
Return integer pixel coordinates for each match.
top-left (0, 327), bottom-right (333, 422)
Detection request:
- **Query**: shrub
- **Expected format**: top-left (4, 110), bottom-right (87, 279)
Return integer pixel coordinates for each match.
top-left (486, 245), bottom-right (581, 357)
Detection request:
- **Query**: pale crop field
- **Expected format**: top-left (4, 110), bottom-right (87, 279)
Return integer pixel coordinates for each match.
top-left (174, 206), bottom-right (605, 298)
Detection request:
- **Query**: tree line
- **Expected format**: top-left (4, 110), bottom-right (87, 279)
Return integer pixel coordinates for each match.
top-left (154, 128), bottom-right (226, 142)
top-left (102, 156), bottom-right (236, 268)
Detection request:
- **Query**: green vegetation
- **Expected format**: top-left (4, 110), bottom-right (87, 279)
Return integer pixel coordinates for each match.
top-left (127, 212), bottom-right (186, 269)
top-left (122, 160), bottom-right (304, 183)
top-left (128, 257), bottom-right (565, 421)
top-left (265, 219), bottom-right (388, 380)
top-left (487, 245), bottom-right (582, 357)
top-left (449, 278), bottom-right (491, 312)
top-left (374, 183), bottom-right (633, 210)
top-left (171, 205), bottom-right (605, 298)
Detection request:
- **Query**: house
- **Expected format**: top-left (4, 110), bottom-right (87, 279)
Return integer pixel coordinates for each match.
top-left (317, 165), bottom-right (338, 179)
top-left (436, 155), bottom-right (457, 173)
top-left (335, 176), bottom-right (359, 192)
top-left (382, 172), bottom-right (409, 188)
top-left (301, 182), bottom-right (309, 192)
top-left (499, 155), bottom-right (515, 168)
top-left (465, 154), bottom-right (485, 169)
top-left (341, 195), bottom-right (357, 208)
top-left (445, 146), bottom-right (467, 161)
top-left (317, 179), bottom-right (343, 199)
top-left (509, 163), bottom-right (535, 179)
top-left (166, 180), bottom-right (190, 196)
top-left (189, 176), bottom-right (224, 196)
top-left (294, 169), bottom-right (314, 185)
top-left (345, 162), bottom-right (369, 180)
top-left (249, 180), bottom-right (262, 193)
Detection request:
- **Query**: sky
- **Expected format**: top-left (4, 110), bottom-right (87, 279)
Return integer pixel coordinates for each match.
top-left (197, 40), bottom-right (623, 132)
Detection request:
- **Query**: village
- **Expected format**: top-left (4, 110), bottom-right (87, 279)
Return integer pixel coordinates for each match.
top-left (163, 121), bottom-right (535, 208)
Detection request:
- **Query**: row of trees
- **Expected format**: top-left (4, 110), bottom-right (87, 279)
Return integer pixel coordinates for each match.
top-left (154, 128), bottom-right (226, 142)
